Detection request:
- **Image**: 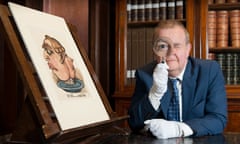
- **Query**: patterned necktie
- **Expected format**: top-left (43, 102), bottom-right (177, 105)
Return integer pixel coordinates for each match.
top-left (167, 79), bottom-right (180, 121)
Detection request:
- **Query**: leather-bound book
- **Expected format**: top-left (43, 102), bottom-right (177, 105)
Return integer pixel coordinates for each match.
top-left (152, 0), bottom-right (159, 20)
top-left (176, 0), bottom-right (184, 19)
top-left (145, 0), bottom-right (152, 21)
top-left (131, 0), bottom-right (138, 21)
top-left (127, 0), bottom-right (132, 21)
top-left (159, 0), bottom-right (167, 20)
top-left (208, 11), bottom-right (217, 48)
top-left (167, 0), bottom-right (175, 19)
top-left (138, 0), bottom-right (145, 21)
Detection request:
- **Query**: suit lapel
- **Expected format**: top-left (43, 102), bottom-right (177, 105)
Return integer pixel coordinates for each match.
top-left (181, 59), bottom-right (197, 120)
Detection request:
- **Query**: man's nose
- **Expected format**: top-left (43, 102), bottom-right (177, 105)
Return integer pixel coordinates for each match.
top-left (166, 47), bottom-right (176, 55)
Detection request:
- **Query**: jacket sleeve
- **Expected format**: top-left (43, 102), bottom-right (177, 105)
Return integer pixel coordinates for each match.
top-left (128, 69), bottom-right (160, 132)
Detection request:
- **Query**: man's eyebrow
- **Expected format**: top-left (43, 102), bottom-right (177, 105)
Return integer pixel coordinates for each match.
top-left (42, 43), bottom-right (51, 50)
top-left (173, 43), bottom-right (182, 46)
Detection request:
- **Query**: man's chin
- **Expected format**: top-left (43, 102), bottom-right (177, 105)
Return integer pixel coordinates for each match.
top-left (168, 68), bottom-right (180, 76)
top-left (167, 64), bottom-right (178, 70)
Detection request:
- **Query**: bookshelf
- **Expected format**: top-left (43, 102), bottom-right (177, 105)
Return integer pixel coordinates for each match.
top-left (113, 0), bottom-right (196, 128)
top-left (204, 1), bottom-right (240, 132)
top-left (114, 0), bottom-right (240, 132)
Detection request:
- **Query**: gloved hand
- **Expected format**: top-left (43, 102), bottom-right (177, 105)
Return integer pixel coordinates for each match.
top-left (144, 119), bottom-right (193, 139)
top-left (149, 63), bottom-right (169, 110)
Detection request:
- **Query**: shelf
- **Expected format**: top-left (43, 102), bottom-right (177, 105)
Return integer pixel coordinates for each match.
top-left (209, 3), bottom-right (240, 10)
top-left (209, 47), bottom-right (240, 53)
top-left (226, 85), bottom-right (240, 99)
top-left (127, 19), bottom-right (186, 27)
top-left (226, 85), bottom-right (240, 88)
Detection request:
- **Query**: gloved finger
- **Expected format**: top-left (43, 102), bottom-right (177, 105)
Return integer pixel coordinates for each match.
top-left (163, 62), bottom-right (169, 69)
top-left (143, 124), bottom-right (150, 131)
top-left (144, 120), bottom-right (151, 124)
top-left (144, 120), bottom-right (152, 131)
top-left (155, 62), bottom-right (169, 70)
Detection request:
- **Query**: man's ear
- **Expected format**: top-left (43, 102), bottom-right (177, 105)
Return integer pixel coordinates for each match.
top-left (187, 43), bottom-right (192, 56)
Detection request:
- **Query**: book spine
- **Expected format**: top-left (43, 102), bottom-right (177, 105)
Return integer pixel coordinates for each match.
top-left (216, 53), bottom-right (227, 83)
top-left (138, 0), bottom-right (145, 21)
top-left (227, 0), bottom-right (238, 3)
top-left (232, 53), bottom-right (239, 84)
top-left (208, 11), bottom-right (217, 48)
top-left (145, 27), bottom-right (154, 63)
top-left (229, 10), bottom-right (240, 47)
top-left (131, 0), bottom-right (138, 21)
top-left (152, 0), bottom-right (160, 20)
top-left (215, 0), bottom-right (226, 4)
top-left (208, 0), bottom-right (214, 4)
top-left (159, 0), bottom-right (167, 20)
top-left (176, 0), bottom-right (183, 19)
top-left (216, 10), bottom-right (229, 48)
top-left (127, 0), bottom-right (132, 21)
top-left (167, 0), bottom-right (175, 19)
top-left (226, 53), bottom-right (234, 84)
top-left (237, 53), bottom-right (240, 84)
top-left (138, 28), bottom-right (146, 69)
top-left (145, 0), bottom-right (152, 21)
top-left (131, 28), bottom-right (139, 76)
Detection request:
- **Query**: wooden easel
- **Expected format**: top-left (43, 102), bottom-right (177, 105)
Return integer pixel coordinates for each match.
top-left (0, 4), bottom-right (128, 144)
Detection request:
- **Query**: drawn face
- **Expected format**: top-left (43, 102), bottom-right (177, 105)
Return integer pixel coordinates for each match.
top-left (42, 35), bottom-right (73, 81)
top-left (42, 37), bottom-right (64, 71)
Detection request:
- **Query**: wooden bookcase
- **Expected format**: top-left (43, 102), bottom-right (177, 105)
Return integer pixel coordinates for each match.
top-left (113, 0), bottom-right (197, 128)
top-left (113, 0), bottom-right (240, 132)
top-left (200, 1), bottom-right (240, 132)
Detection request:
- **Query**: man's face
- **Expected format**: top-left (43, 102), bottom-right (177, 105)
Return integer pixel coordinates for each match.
top-left (155, 26), bottom-right (191, 77)
top-left (43, 40), bottom-right (63, 70)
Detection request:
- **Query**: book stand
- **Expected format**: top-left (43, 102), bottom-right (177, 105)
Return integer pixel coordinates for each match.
top-left (0, 4), bottom-right (128, 143)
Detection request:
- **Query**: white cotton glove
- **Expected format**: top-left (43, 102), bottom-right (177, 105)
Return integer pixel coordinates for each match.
top-left (149, 63), bottom-right (169, 110)
top-left (144, 119), bottom-right (193, 139)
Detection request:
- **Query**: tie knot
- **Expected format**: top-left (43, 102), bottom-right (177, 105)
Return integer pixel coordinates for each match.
top-left (170, 78), bottom-right (178, 86)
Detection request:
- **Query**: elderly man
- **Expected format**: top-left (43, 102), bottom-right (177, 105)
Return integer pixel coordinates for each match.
top-left (128, 20), bottom-right (227, 139)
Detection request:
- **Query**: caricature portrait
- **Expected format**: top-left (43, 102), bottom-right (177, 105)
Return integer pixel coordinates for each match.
top-left (42, 35), bottom-right (84, 93)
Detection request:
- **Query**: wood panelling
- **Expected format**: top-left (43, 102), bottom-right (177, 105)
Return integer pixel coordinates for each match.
top-left (43, 0), bottom-right (89, 54)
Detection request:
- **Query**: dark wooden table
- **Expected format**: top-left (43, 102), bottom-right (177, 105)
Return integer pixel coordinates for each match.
top-left (79, 132), bottom-right (240, 144)
top-left (4, 130), bottom-right (240, 144)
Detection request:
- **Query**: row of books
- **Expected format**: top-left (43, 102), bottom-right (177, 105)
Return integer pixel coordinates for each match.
top-left (208, 0), bottom-right (240, 4)
top-left (126, 29), bottom-right (240, 85)
top-left (127, 0), bottom-right (184, 22)
top-left (210, 53), bottom-right (240, 85)
top-left (208, 10), bottom-right (240, 48)
top-left (126, 27), bottom-right (154, 85)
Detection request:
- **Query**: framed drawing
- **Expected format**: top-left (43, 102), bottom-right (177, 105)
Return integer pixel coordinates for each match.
top-left (7, 2), bottom-right (110, 131)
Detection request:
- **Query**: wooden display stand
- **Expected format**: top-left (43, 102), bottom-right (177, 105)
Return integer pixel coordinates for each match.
top-left (0, 4), bottom-right (128, 144)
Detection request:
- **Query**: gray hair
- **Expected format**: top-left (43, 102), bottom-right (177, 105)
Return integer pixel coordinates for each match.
top-left (153, 20), bottom-right (190, 44)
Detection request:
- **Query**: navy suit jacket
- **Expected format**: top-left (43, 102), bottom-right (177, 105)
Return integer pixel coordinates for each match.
top-left (128, 57), bottom-right (228, 137)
